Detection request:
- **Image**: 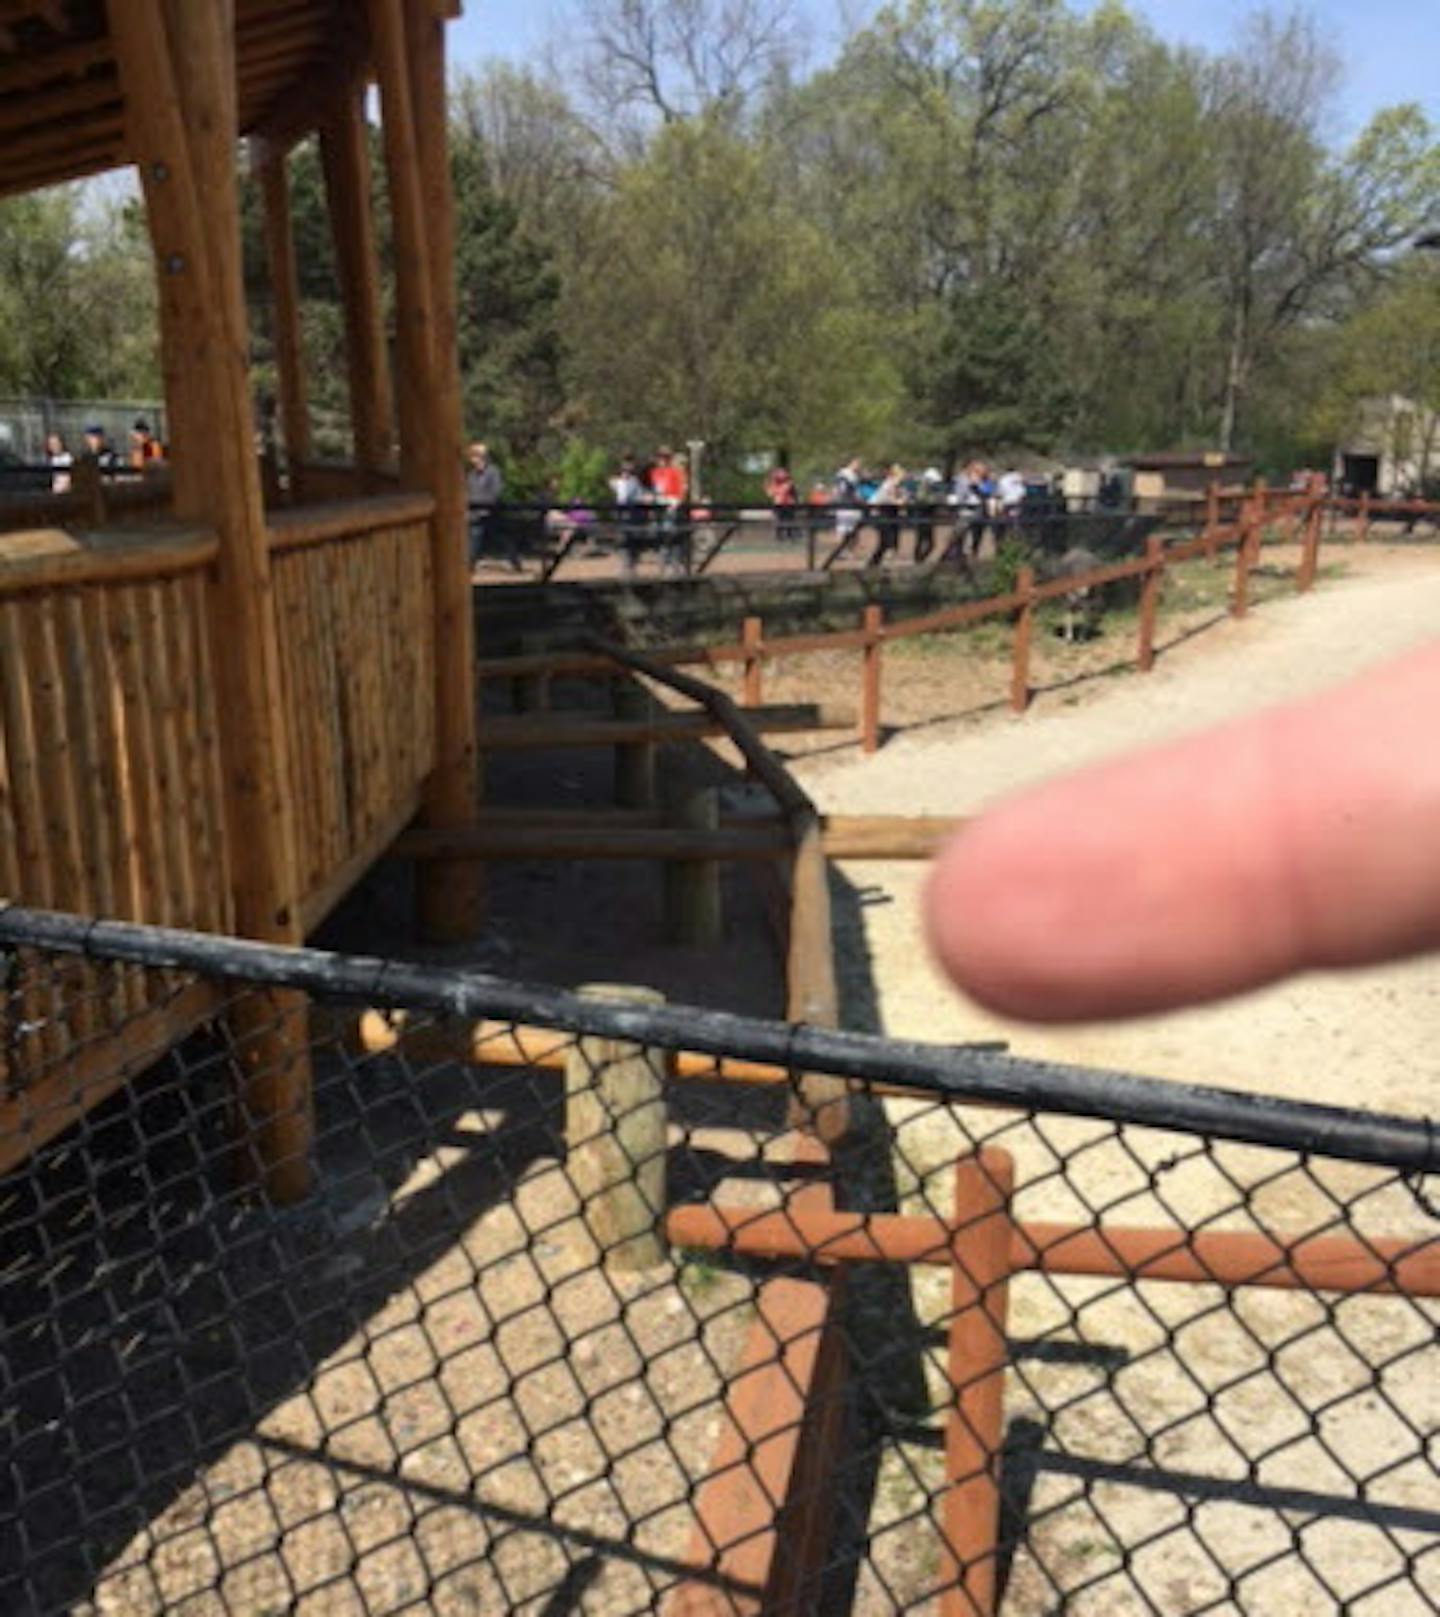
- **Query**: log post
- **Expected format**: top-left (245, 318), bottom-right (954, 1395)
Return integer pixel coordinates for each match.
top-left (741, 615), bottom-right (764, 708)
top-left (1232, 514), bottom-right (1255, 618)
top-left (1358, 491), bottom-right (1371, 542)
top-left (512, 633), bottom-right (551, 714)
top-left (319, 86), bottom-right (397, 480)
top-left (1010, 565), bottom-right (1035, 715)
top-left (255, 147), bottom-right (311, 502)
top-left (372, 0), bottom-right (481, 941)
top-left (73, 454), bottom-right (105, 526)
top-left (613, 681), bottom-right (657, 808)
top-left (112, 0), bottom-right (311, 1201)
top-left (1297, 497), bottom-right (1322, 593)
top-left (1204, 481), bottom-right (1220, 560)
top-left (663, 783), bottom-right (723, 947)
top-left (860, 602), bottom-right (883, 754)
top-left (565, 984), bottom-right (670, 1271)
top-left (1136, 534), bottom-right (1164, 673)
top-left (940, 1149), bottom-right (1015, 1617)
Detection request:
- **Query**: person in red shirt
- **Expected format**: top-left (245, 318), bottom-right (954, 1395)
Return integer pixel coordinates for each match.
top-left (651, 446), bottom-right (689, 574)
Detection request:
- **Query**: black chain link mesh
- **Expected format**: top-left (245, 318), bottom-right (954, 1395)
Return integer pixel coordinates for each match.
top-left (1, 927), bottom-right (1437, 1616)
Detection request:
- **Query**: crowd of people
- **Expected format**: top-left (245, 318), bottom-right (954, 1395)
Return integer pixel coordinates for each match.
top-left (463, 441), bottom-right (1060, 577)
top-left (773, 457), bottom-right (1037, 562)
top-left (42, 419), bottom-right (166, 494)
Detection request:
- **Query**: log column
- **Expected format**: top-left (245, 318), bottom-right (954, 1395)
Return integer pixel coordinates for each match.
top-left (370, 0), bottom-right (481, 942)
top-left (319, 87), bottom-right (397, 481)
top-left (256, 148), bottom-right (312, 498)
top-left (111, 0), bottom-right (311, 1201)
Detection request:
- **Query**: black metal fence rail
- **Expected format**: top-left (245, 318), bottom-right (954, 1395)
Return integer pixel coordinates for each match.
top-left (2, 904), bottom-right (1438, 1616)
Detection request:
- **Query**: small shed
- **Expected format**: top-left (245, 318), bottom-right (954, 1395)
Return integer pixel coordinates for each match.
top-left (1124, 451), bottom-right (1254, 510)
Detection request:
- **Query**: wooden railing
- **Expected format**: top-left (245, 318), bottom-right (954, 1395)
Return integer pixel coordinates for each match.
top-left (476, 489), bottom-right (1352, 747)
top-left (268, 494), bottom-right (436, 928)
top-left (0, 530), bottom-right (230, 1161)
top-left (0, 465), bottom-right (175, 535)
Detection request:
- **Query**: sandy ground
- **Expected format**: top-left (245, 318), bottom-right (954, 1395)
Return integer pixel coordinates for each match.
top-left (775, 543), bottom-right (1440, 1614)
top-left (785, 543), bottom-right (1440, 1118)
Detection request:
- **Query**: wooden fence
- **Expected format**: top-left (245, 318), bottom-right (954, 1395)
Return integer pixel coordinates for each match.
top-left (475, 488), bottom-right (1347, 752)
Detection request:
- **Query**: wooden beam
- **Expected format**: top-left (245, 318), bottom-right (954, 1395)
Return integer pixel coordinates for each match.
top-left (474, 704), bottom-right (857, 751)
top-left (663, 1201), bottom-right (1440, 1297)
top-left (319, 87), bottom-right (397, 477)
top-left (255, 146), bottom-right (312, 488)
top-left (112, 0), bottom-right (310, 1202)
top-left (395, 823), bottom-right (789, 862)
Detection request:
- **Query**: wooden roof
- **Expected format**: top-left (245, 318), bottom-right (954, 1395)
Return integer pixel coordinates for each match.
top-left (0, 0), bottom-right (365, 200)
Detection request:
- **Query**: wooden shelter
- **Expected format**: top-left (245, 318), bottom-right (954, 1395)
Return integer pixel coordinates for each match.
top-left (0, 0), bottom-right (479, 1199)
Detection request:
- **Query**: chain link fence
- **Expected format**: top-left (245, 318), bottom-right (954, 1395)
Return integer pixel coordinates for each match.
top-left (2, 908), bottom-right (1438, 1615)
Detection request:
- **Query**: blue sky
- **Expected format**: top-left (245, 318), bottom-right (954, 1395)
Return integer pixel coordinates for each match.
top-left (450, 0), bottom-right (1439, 143)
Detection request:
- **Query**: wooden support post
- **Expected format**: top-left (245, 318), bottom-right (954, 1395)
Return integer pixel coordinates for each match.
top-left (1299, 498), bottom-right (1325, 595)
top-left (73, 454), bottom-right (105, 526)
top-left (1204, 481), bottom-right (1220, 560)
top-left (941, 1149), bottom-right (1015, 1617)
top-left (319, 86), bottom-right (396, 479)
top-left (1358, 491), bottom-right (1371, 542)
top-left (1136, 535), bottom-right (1164, 673)
top-left (613, 681), bottom-right (657, 809)
top-left (1232, 516), bottom-right (1255, 618)
top-left (112, 0), bottom-right (310, 1202)
top-left (512, 633), bottom-right (551, 714)
top-left (565, 984), bottom-right (669, 1271)
top-left (860, 602), bottom-right (883, 753)
top-left (372, 0), bottom-right (481, 941)
top-left (663, 783), bottom-right (723, 946)
top-left (741, 615), bottom-right (763, 708)
top-left (1010, 565), bottom-right (1035, 715)
top-left (256, 148), bottom-right (311, 500)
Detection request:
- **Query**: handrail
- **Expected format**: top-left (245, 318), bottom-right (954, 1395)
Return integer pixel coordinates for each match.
top-left (0, 526), bottom-right (217, 596)
top-left (267, 491), bottom-right (436, 552)
top-left (583, 634), bottom-right (849, 1142)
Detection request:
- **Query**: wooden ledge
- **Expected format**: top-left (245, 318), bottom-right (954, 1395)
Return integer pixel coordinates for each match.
top-left (0, 524), bottom-right (218, 596)
top-left (267, 491), bottom-right (436, 552)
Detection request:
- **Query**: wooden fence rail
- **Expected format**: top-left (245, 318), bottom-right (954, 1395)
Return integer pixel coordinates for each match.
top-left (479, 488), bottom-right (1370, 753)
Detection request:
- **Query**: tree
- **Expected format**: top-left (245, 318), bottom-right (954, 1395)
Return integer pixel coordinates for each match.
top-left (0, 186), bottom-right (158, 402)
top-left (1202, 15), bottom-right (1439, 447)
top-left (561, 116), bottom-right (902, 478)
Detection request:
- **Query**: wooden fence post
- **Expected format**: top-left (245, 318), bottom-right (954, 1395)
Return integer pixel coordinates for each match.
top-left (1358, 491), bottom-right (1371, 542)
top-left (1297, 497), bottom-right (1322, 593)
top-left (565, 984), bottom-right (669, 1271)
top-left (664, 783), bottom-right (723, 946)
top-left (742, 615), bottom-right (764, 708)
top-left (513, 633), bottom-right (551, 714)
top-left (1204, 482), bottom-right (1220, 562)
top-left (1136, 534), bottom-right (1164, 673)
top-left (613, 680), bottom-right (657, 808)
top-left (940, 1149), bottom-right (1015, 1617)
top-left (1010, 566), bottom-right (1035, 715)
top-left (860, 603), bottom-right (883, 754)
top-left (1232, 516), bottom-right (1255, 618)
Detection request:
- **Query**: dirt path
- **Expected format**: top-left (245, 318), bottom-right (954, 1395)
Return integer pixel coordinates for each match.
top-left (793, 545), bottom-right (1440, 1118)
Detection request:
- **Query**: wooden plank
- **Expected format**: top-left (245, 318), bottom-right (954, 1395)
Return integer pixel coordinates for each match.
top-left (478, 705), bottom-right (856, 752)
top-left (664, 1202), bottom-right (1440, 1297)
top-left (941, 1151), bottom-right (1014, 1617)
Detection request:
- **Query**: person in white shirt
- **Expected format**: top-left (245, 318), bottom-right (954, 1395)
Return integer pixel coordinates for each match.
top-left (998, 467), bottom-right (1026, 515)
top-left (46, 432), bottom-right (73, 494)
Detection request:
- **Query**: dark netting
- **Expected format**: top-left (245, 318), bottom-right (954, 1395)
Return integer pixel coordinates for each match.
top-left (1, 911), bottom-right (1437, 1615)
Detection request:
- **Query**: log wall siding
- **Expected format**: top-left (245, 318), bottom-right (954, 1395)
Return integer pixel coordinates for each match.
top-left (271, 515), bottom-right (435, 903)
top-left (0, 570), bottom-right (231, 1096)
